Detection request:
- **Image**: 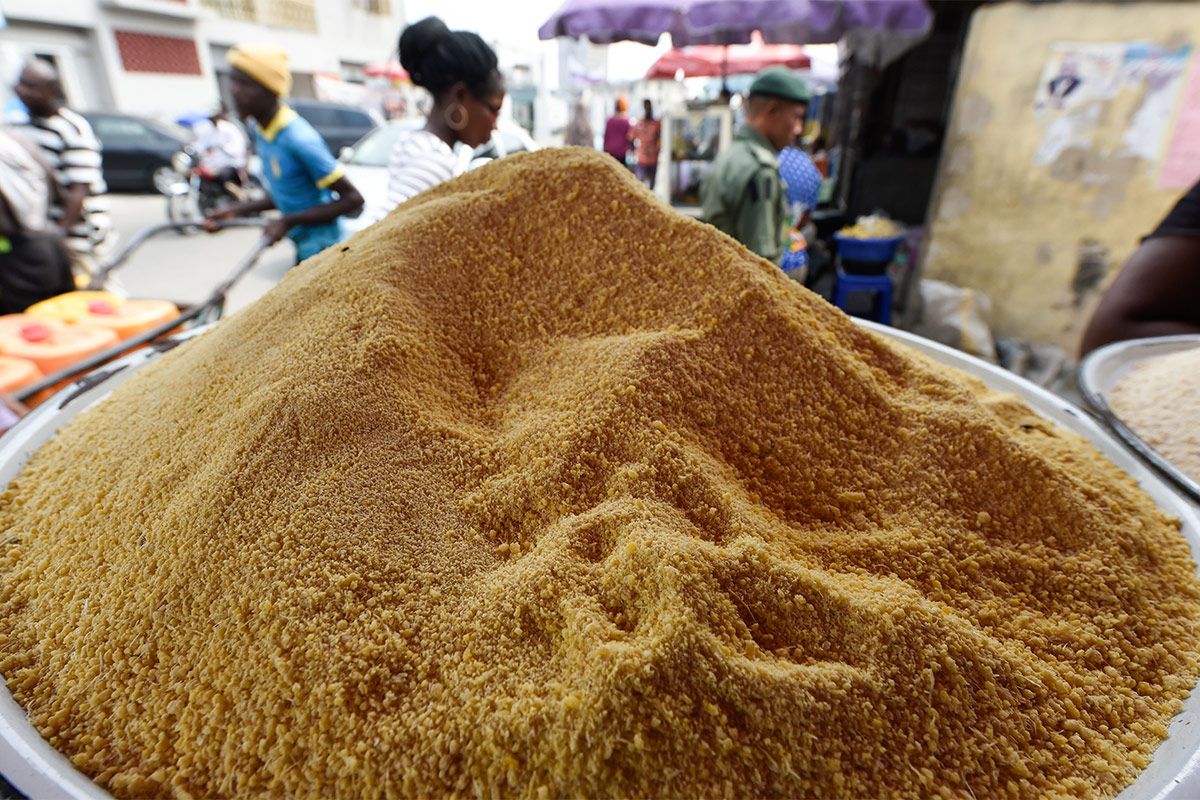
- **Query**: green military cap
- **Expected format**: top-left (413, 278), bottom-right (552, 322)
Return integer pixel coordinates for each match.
top-left (748, 66), bottom-right (810, 104)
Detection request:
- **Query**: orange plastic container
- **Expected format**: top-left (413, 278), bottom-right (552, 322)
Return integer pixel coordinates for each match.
top-left (75, 298), bottom-right (180, 341)
top-left (0, 315), bottom-right (119, 375)
top-left (25, 291), bottom-right (125, 325)
top-left (0, 355), bottom-right (43, 394)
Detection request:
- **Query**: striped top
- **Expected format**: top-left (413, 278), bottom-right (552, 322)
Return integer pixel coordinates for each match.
top-left (8, 106), bottom-right (111, 254)
top-left (378, 130), bottom-right (457, 223)
top-left (0, 130), bottom-right (51, 234)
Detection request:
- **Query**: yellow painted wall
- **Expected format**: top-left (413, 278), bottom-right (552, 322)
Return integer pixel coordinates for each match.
top-left (923, 1), bottom-right (1200, 352)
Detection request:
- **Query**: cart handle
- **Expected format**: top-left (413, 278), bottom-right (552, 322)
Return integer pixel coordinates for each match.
top-left (17, 233), bottom-right (275, 403)
top-left (86, 218), bottom-right (268, 290)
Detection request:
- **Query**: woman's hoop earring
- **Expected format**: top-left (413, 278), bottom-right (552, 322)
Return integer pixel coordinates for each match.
top-left (445, 103), bottom-right (468, 131)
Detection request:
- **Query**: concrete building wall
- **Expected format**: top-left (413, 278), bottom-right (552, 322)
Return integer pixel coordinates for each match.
top-left (200, 4), bottom-right (403, 76)
top-left (1, 0), bottom-right (96, 29)
top-left (923, 1), bottom-right (1200, 352)
top-left (98, 7), bottom-right (215, 117)
top-left (0, 0), bottom-right (405, 119)
top-left (0, 21), bottom-right (112, 110)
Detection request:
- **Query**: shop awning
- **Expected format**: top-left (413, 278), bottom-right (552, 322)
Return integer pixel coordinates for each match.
top-left (645, 32), bottom-right (811, 80)
top-left (539, 0), bottom-right (932, 48)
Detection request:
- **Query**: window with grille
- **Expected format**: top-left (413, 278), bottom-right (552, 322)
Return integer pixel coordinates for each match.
top-left (114, 31), bottom-right (203, 75)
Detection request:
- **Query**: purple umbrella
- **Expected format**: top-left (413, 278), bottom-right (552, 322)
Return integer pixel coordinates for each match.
top-left (538, 0), bottom-right (932, 47)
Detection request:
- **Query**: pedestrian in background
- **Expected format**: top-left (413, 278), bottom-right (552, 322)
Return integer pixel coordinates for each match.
top-left (367, 16), bottom-right (504, 224)
top-left (630, 99), bottom-right (661, 189)
top-left (192, 104), bottom-right (249, 191)
top-left (204, 44), bottom-right (363, 264)
top-left (8, 59), bottom-right (110, 273)
top-left (0, 125), bottom-right (76, 313)
top-left (603, 96), bottom-right (631, 165)
top-left (811, 136), bottom-right (830, 178)
top-left (565, 96), bottom-right (594, 148)
top-left (700, 67), bottom-right (810, 263)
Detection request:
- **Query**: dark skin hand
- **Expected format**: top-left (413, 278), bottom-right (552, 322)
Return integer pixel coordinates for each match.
top-left (204, 177), bottom-right (363, 244)
top-left (201, 195), bottom-right (275, 235)
top-left (1079, 236), bottom-right (1200, 355)
top-left (60, 184), bottom-right (89, 232)
top-left (203, 68), bottom-right (363, 243)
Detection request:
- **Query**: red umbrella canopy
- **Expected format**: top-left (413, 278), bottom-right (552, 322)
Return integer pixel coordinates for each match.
top-left (646, 31), bottom-right (811, 80)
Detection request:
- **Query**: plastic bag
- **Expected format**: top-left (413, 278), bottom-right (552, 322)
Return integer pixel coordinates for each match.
top-left (909, 279), bottom-right (998, 363)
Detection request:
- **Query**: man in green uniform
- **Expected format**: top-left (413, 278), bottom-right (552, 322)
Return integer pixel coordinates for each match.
top-left (701, 67), bottom-right (810, 263)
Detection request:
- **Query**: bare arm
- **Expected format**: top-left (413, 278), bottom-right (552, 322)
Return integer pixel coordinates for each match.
top-left (60, 183), bottom-right (89, 230)
top-left (211, 195), bottom-right (276, 219)
top-left (248, 176), bottom-right (362, 245)
top-left (1080, 236), bottom-right (1200, 355)
top-left (203, 195), bottom-right (276, 232)
top-left (277, 175), bottom-right (362, 232)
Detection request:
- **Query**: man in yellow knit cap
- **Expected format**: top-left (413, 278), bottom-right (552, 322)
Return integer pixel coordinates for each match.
top-left (204, 44), bottom-right (363, 263)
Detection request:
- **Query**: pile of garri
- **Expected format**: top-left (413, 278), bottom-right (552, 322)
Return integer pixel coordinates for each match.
top-left (2, 149), bottom-right (1198, 799)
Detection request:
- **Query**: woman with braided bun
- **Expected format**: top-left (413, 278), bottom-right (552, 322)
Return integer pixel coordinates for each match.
top-left (373, 17), bottom-right (505, 223)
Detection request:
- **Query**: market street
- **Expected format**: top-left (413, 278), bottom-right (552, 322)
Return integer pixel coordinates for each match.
top-left (104, 193), bottom-right (294, 316)
top-left (3, 1), bottom-right (1200, 797)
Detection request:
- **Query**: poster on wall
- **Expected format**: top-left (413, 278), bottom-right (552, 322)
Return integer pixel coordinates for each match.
top-left (1033, 43), bottom-right (1124, 112)
top-left (1033, 42), bottom-right (1192, 173)
top-left (1159, 55), bottom-right (1200, 189)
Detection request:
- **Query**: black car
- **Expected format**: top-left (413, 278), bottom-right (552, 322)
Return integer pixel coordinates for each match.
top-left (289, 99), bottom-right (378, 155)
top-left (82, 111), bottom-right (189, 193)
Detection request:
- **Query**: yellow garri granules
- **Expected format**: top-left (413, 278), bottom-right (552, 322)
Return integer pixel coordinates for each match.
top-left (1109, 346), bottom-right (1200, 485)
top-left (1, 149), bottom-right (1199, 800)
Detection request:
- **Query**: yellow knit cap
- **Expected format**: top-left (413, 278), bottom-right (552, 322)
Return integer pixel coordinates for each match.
top-left (228, 44), bottom-right (292, 97)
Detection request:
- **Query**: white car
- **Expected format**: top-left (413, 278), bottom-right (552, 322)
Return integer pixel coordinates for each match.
top-left (340, 120), bottom-right (540, 233)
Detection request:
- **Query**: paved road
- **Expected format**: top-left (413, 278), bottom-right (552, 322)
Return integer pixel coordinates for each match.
top-left (104, 193), bottom-right (295, 315)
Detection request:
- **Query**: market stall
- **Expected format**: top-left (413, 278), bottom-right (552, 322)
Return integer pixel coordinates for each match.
top-left (658, 103), bottom-right (731, 210)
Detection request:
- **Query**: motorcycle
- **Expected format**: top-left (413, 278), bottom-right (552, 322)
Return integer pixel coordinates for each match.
top-left (154, 147), bottom-right (264, 229)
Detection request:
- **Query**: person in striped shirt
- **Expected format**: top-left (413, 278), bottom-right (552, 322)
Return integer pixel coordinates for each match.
top-left (9, 60), bottom-right (111, 263)
top-left (369, 17), bottom-right (504, 224)
top-left (0, 126), bottom-right (75, 312)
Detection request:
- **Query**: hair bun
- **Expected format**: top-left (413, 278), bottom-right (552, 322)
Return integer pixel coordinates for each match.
top-left (395, 17), bottom-right (500, 99)
top-left (399, 16), bottom-right (451, 88)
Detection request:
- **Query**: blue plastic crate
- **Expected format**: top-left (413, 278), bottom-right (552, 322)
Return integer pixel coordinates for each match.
top-left (833, 234), bottom-right (904, 265)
